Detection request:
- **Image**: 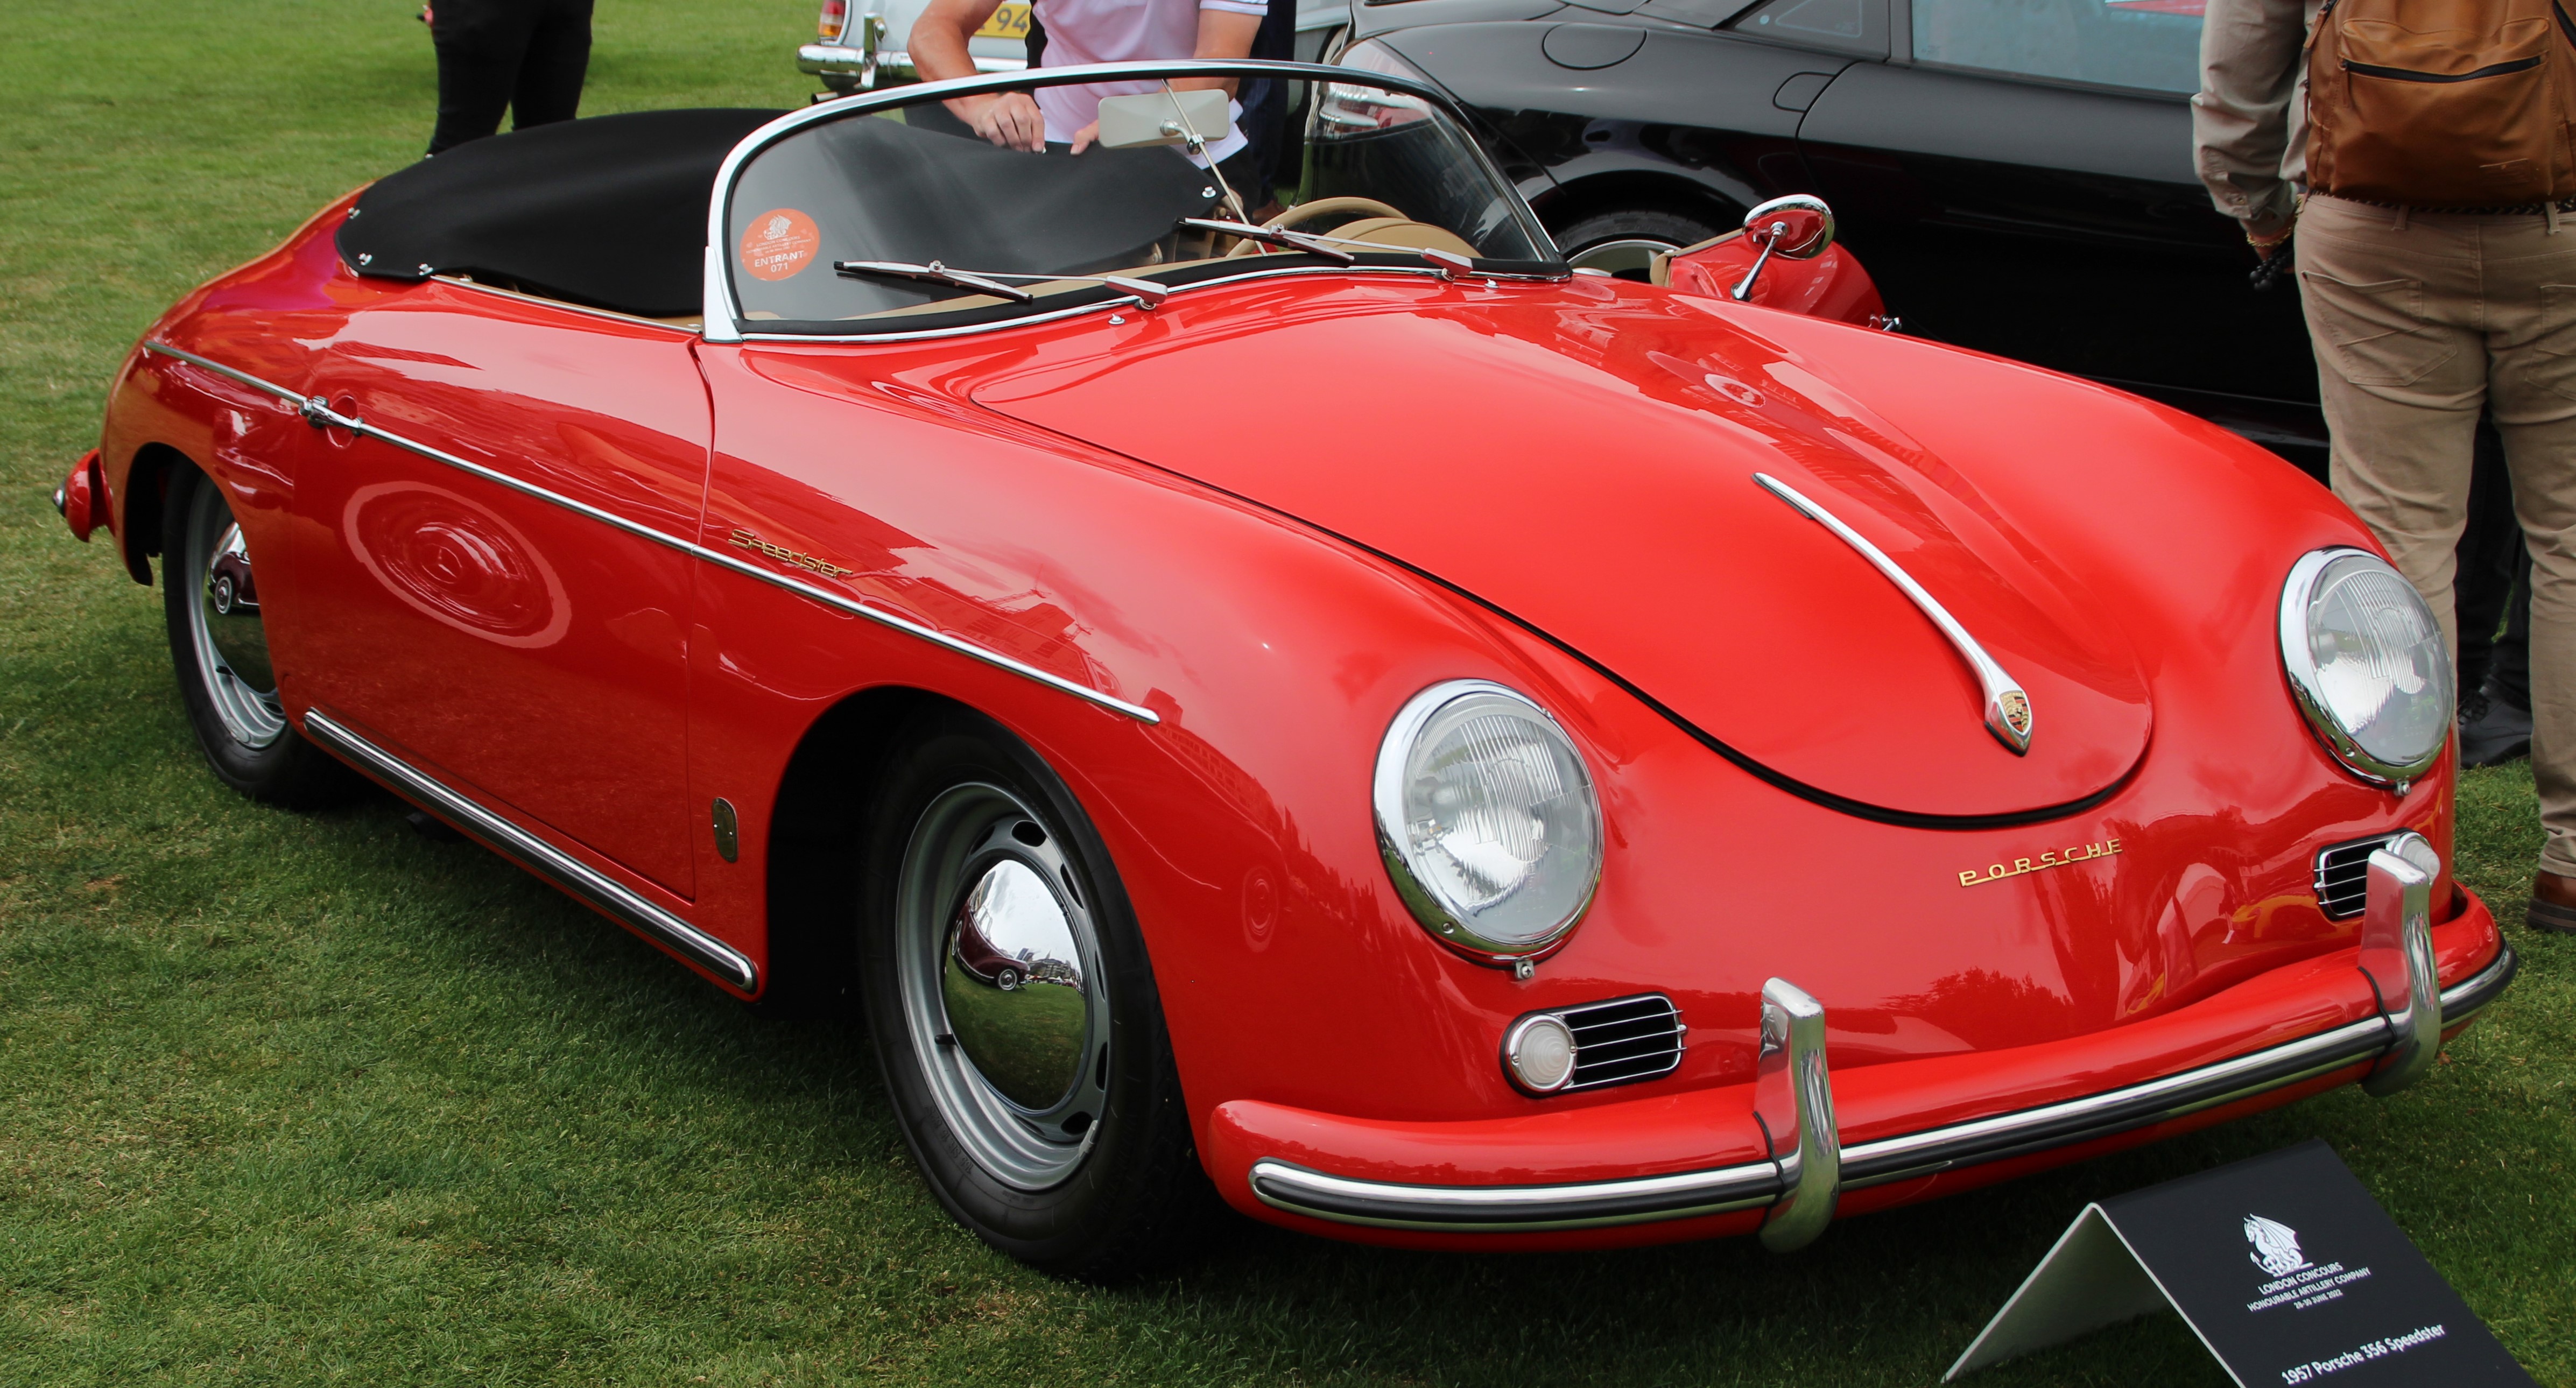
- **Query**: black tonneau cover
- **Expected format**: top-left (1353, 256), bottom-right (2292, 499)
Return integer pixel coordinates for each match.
top-left (337, 108), bottom-right (786, 318)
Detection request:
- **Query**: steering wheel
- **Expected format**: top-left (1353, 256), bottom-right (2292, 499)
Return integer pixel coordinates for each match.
top-left (1224, 196), bottom-right (1410, 257)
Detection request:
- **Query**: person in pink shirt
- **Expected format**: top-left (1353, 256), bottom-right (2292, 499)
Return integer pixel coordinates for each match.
top-left (911, 0), bottom-right (1267, 162)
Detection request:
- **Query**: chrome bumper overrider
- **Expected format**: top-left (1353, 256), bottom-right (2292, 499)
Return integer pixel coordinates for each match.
top-left (1250, 844), bottom-right (2516, 1239)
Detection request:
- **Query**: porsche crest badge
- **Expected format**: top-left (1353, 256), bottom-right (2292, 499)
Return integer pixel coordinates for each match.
top-left (2000, 689), bottom-right (2033, 740)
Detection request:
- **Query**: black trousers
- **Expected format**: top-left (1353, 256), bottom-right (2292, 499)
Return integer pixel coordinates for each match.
top-left (428, 0), bottom-right (595, 155)
top-left (2455, 415), bottom-right (2533, 709)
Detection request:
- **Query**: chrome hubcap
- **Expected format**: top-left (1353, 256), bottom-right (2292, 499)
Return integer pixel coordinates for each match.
top-left (897, 783), bottom-right (1109, 1189)
top-left (184, 485), bottom-right (285, 748)
top-left (1568, 236), bottom-right (1679, 281)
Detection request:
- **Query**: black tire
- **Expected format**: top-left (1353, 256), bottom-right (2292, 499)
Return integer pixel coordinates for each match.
top-left (858, 706), bottom-right (1219, 1279)
top-left (1554, 206), bottom-right (1727, 281)
top-left (161, 463), bottom-right (358, 808)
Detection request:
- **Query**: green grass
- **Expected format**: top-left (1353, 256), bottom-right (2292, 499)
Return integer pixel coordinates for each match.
top-left (1, 2), bottom-right (2569, 1382)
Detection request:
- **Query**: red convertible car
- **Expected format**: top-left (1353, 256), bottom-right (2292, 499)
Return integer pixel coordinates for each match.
top-left (59, 60), bottom-right (2512, 1279)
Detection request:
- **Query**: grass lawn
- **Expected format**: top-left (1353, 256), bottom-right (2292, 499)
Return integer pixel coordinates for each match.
top-left (1, 2), bottom-right (2568, 1382)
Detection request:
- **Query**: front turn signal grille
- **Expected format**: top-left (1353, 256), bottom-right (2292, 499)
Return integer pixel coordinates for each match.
top-left (1556, 994), bottom-right (1686, 1092)
top-left (2314, 832), bottom-right (2404, 920)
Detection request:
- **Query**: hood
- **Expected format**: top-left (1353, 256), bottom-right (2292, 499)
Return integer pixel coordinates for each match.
top-left (973, 282), bottom-right (2152, 820)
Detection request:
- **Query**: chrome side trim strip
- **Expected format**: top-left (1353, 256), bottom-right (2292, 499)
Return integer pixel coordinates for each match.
top-left (301, 710), bottom-right (760, 991)
top-left (1247, 1156), bottom-right (1782, 1233)
top-left (1752, 471), bottom-right (2035, 755)
top-left (144, 341), bottom-right (306, 405)
top-left (1247, 941), bottom-right (2519, 1233)
top-left (140, 341), bottom-right (1158, 723)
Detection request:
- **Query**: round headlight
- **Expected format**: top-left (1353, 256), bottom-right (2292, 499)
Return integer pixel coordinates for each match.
top-left (1372, 680), bottom-right (1603, 963)
top-left (2279, 547), bottom-right (2453, 785)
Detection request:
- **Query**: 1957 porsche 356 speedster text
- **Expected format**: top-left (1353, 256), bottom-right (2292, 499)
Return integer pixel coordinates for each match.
top-left (56, 59), bottom-right (2512, 1278)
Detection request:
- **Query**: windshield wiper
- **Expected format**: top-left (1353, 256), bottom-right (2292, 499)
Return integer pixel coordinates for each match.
top-left (1175, 219), bottom-right (1357, 265)
top-left (833, 260), bottom-right (1173, 308)
top-left (834, 259), bottom-right (1036, 303)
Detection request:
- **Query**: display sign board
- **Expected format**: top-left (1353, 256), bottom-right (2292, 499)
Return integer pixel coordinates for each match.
top-left (1947, 1140), bottom-right (2532, 1385)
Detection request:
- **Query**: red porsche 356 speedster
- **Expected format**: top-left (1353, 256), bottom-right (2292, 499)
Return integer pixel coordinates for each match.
top-left (59, 59), bottom-right (2512, 1278)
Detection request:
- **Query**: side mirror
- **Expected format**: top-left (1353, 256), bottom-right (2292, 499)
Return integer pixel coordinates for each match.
top-left (1730, 194), bottom-right (1836, 301)
top-left (1095, 88), bottom-right (1233, 150)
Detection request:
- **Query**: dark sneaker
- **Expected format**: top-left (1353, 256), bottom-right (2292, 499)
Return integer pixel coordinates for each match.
top-left (2458, 690), bottom-right (2532, 769)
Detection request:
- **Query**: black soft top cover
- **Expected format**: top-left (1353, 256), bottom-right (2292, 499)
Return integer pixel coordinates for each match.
top-left (337, 108), bottom-right (786, 318)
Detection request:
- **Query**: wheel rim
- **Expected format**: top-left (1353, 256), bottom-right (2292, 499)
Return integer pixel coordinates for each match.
top-left (1567, 236), bottom-right (1679, 281)
top-left (896, 781), bottom-right (1111, 1190)
top-left (182, 483), bottom-right (286, 749)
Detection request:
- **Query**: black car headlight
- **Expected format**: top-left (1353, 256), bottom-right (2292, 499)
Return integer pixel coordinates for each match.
top-left (2279, 547), bottom-right (2454, 786)
top-left (1373, 680), bottom-right (1603, 966)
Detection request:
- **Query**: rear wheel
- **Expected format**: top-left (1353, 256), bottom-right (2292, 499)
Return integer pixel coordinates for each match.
top-left (161, 464), bottom-right (355, 807)
top-left (858, 707), bottom-right (1217, 1279)
top-left (1555, 207), bottom-right (1726, 281)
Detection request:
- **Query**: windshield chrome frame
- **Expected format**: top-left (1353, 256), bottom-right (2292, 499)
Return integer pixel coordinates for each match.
top-left (700, 58), bottom-right (1563, 343)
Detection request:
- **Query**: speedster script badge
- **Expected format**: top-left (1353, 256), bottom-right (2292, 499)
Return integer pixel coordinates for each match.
top-left (726, 528), bottom-right (855, 579)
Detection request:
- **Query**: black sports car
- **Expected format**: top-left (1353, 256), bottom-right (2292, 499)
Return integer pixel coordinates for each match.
top-left (1333, 0), bottom-right (2326, 469)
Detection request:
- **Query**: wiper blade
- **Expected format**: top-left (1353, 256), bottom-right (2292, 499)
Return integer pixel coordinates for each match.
top-left (834, 260), bottom-right (1174, 309)
top-left (1176, 218), bottom-right (1358, 265)
top-left (834, 259), bottom-right (1035, 304)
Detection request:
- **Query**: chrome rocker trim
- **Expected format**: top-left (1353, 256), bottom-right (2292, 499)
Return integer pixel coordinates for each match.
top-left (1252, 852), bottom-right (2517, 1237)
top-left (140, 341), bottom-right (1158, 724)
top-left (302, 710), bottom-right (761, 992)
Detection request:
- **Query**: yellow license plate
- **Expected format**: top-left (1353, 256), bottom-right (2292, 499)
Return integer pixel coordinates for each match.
top-left (975, 3), bottom-right (1031, 39)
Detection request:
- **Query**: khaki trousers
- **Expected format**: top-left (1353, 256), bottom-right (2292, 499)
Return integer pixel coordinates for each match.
top-left (2299, 193), bottom-right (2576, 873)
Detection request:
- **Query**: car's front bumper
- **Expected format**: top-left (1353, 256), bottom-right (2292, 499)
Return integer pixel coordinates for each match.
top-left (1205, 877), bottom-right (2510, 1250)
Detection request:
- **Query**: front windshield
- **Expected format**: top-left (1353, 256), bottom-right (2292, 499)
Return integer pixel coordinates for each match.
top-left (724, 65), bottom-right (1557, 334)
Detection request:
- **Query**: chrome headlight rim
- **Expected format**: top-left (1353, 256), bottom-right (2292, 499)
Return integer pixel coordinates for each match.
top-left (1371, 678), bottom-right (1604, 966)
top-left (2278, 546), bottom-right (2452, 787)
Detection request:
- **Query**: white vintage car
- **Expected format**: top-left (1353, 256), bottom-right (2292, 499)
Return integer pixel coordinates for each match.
top-left (797, 0), bottom-right (1352, 94)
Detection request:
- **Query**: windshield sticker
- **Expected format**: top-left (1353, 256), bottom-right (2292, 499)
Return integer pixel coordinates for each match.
top-left (740, 209), bottom-right (820, 281)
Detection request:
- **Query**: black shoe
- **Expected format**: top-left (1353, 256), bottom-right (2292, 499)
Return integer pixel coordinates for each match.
top-left (2458, 689), bottom-right (2532, 769)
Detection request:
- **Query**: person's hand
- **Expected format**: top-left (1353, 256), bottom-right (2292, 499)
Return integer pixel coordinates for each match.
top-left (419, 4), bottom-right (433, 22)
top-left (1069, 120), bottom-right (1100, 154)
top-left (958, 91), bottom-right (1046, 152)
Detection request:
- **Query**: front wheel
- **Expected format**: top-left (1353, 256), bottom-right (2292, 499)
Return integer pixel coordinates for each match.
top-left (858, 707), bottom-right (1217, 1279)
top-left (162, 463), bottom-right (356, 807)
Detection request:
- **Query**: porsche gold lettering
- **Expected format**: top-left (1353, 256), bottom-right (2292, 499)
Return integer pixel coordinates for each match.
top-left (1957, 838), bottom-right (2122, 887)
top-left (727, 528), bottom-right (855, 579)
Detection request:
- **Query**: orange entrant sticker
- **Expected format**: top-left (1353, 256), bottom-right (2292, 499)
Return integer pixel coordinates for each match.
top-left (738, 208), bottom-right (820, 281)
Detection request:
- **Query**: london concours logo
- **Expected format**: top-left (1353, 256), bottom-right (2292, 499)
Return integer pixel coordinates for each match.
top-left (2246, 1214), bottom-right (2311, 1278)
top-left (2243, 1214), bottom-right (2372, 1314)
